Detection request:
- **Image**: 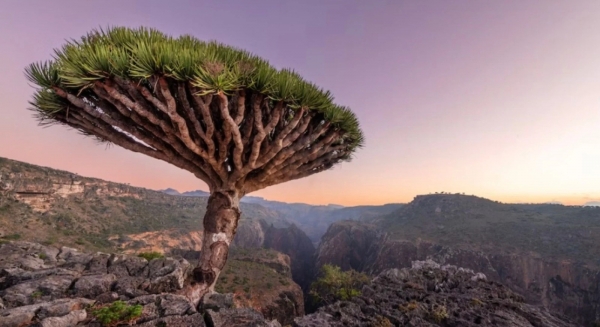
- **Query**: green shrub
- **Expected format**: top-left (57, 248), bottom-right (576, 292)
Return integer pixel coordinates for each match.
top-left (371, 315), bottom-right (393, 327)
top-left (137, 251), bottom-right (164, 261)
top-left (31, 291), bottom-right (43, 299)
top-left (399, 300), bottom-right (419, 312)
top-left (309, 264), bottom-right (370, 307)
top-left (430, 304), bottom-right (449, 323)
top-left (38, 253), bottom-right (48, 260)
top-left (41, 235), bottom-right (58, 246)
top-left (470, 298), bottom-right (484, 306)
top-left (91, 300), bottom-right (143, 326)
top-left (2, 234), bottom-right (21, 240)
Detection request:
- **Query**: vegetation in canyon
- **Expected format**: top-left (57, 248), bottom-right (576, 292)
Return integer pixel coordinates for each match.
top-left (308, 264), bottom-right (369, 307)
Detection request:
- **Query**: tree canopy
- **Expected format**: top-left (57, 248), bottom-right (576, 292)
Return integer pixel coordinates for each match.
top-left (25, 27), bottom-right (363, 193)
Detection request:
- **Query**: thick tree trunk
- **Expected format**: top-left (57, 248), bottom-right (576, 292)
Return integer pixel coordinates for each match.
top-left (180, 190), bottom-right (240, 307)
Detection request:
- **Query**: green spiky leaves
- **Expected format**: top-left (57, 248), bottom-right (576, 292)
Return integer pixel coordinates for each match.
top-left (26, 26), bottom-right (364, 150)
top-left (25, 61), bottom-right (60, 89)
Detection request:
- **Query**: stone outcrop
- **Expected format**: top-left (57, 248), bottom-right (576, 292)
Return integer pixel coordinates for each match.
top-left (294, 260), bottom-right (576, 327)
top-left (316, 220), bottom-right (600, 326)
top-left (0, 159), bottom-right (141, 214)
top-left (0, 241), bottom-right (282, 327)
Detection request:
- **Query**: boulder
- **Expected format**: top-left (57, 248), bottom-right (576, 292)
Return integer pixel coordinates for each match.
top-left (147, 258), bottom-right (190, 293)
top-left (107, 254), bottom-right (148, 278)
top-left (0, 304), bottom-right (38, 327)
top-left (35, 298), bottom-right (95, 319)
top-left (84, 253), bottom-right (111, 274)
top-left (200, 292), bottom-right (234, 312)
top-left (39, 309), bottom-right (87, 327)
top-left (0, 298), bottom-right (93, 327)
top-left (95, 291), bottom-right (119, 304)
top-left (72, 273), bottom-right (117, 298)
top-left (159, 294), bottom-right (194, 316)
top-left (2, 274), bottom-right (75, 307)
top-left (0, 242), bottom-right (58, 271)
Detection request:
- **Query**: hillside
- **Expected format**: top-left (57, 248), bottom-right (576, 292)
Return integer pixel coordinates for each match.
top-left (377, 194), bottom-right (600, 264)
top-left (0, 156), bottom-right (290, 252)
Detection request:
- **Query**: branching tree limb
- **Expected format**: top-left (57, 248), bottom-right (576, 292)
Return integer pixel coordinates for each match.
top-left (25, 26), bottom-right (364, 308)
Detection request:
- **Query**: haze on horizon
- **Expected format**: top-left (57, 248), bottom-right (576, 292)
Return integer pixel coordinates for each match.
top-left (1, 1), bottom-right (599, 206)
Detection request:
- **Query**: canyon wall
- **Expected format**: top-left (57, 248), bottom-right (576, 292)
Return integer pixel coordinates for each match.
top-left (316, 220), bottom-right (600, 326)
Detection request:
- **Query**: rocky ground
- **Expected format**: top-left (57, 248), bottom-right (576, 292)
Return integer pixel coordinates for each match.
top-left (0, 241), bottom-right (582, 327)
top-left (0, 241), bottom-right (282, 327)
top-left (294, 260), bottom-right (577, 327)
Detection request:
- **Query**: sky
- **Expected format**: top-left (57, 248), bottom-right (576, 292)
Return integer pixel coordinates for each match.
top-left (1, 1), bottom-right (600, 206)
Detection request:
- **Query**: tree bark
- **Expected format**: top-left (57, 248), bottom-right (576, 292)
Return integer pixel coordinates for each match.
top-left (180, 190), bottom-right (241, 307)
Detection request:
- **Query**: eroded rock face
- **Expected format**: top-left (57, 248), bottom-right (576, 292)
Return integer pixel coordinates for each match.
top-left (263, 222), bottom-right (316, 291)
top-left (316, 220), bottom-right (600, 326)
top-left (315, 220), bottom-right (383, 272)
top-left (0, 241), bottom-right (279, 327)
top-left (232, 218), bottom-right (265, 249)
top-left (0, 161), bottom-right (140, 213)
top-left (294, 261), bottom-right (576, 327)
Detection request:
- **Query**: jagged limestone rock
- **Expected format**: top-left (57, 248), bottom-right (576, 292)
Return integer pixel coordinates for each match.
top-left (294, 263), bottom-right (576, 327)
top-left (0, 241), bottom-right (298, 326)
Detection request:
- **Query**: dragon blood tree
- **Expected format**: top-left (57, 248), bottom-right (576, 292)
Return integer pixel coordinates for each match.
top-left (26, 27), bottom-right (363, 305)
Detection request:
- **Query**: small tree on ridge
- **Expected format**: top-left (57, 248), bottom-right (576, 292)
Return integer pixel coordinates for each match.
top-left (25, 27), bottom-right (364, 306)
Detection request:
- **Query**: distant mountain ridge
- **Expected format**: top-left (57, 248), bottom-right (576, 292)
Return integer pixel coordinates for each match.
top-left (161, 188), bottom-right (344, 207)
top-left (159, 188), bottom-right (403, 243)
top-left (158, 188), bottom-right (181, 195)
top-left (376, 193), bottom-right (600, 263)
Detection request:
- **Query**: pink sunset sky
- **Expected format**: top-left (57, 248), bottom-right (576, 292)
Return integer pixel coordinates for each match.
top-left (1, 1), bottom-right (599, 206)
